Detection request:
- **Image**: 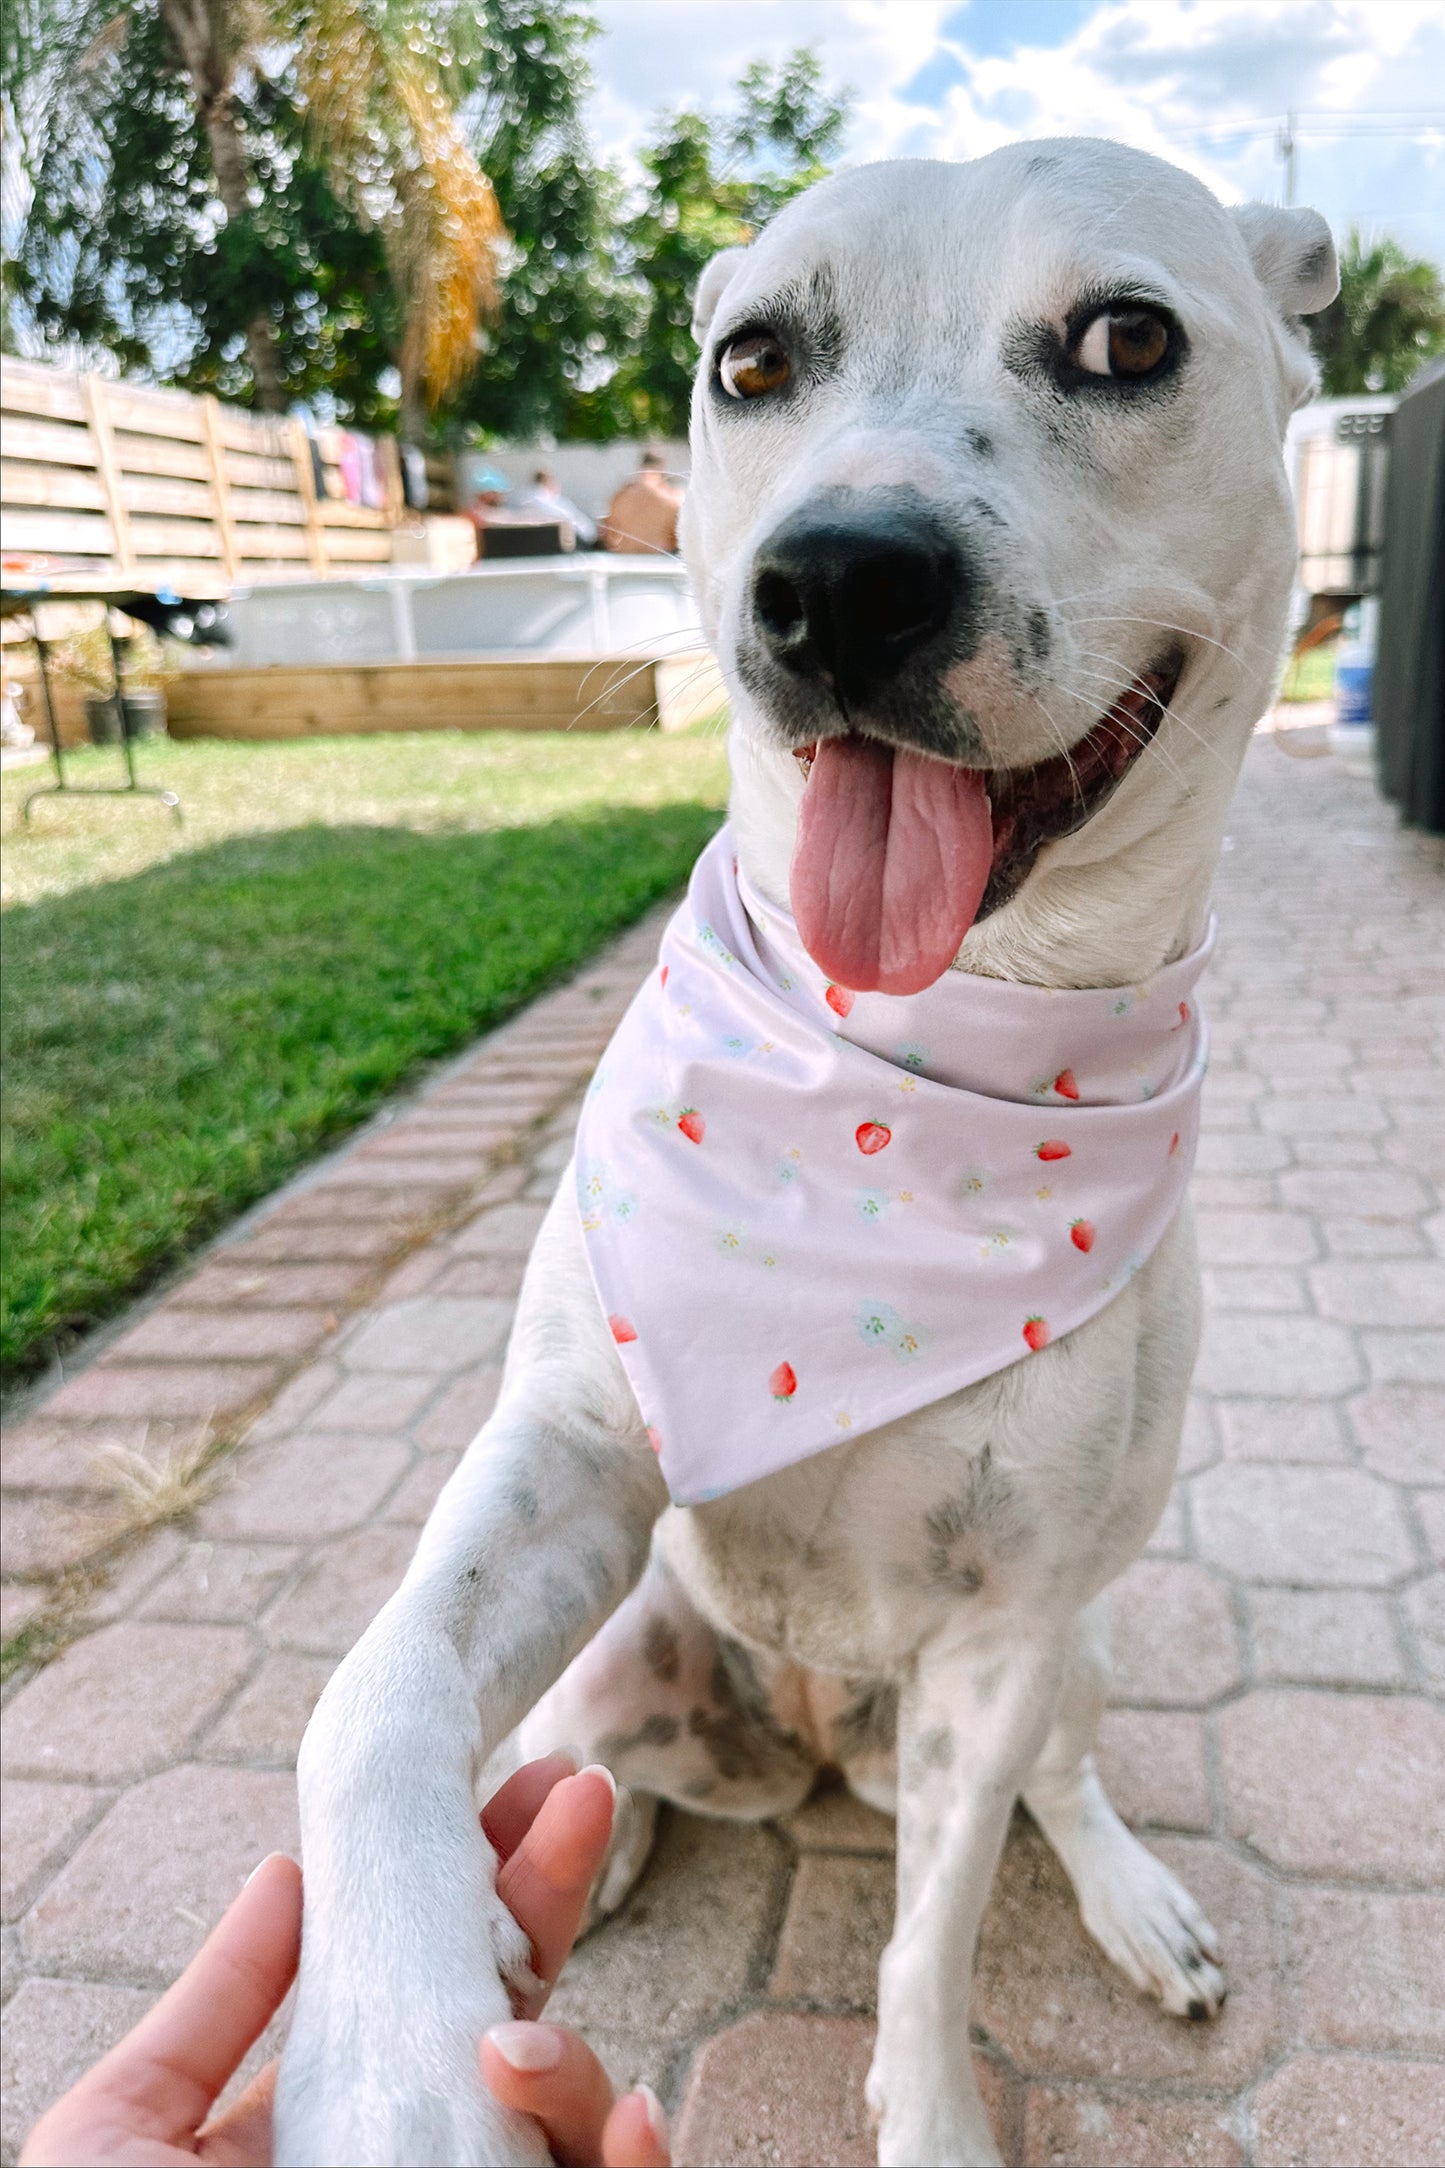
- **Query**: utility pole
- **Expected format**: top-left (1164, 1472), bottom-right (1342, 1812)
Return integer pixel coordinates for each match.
top-left (1277, 109), bottom-right (1298, 204)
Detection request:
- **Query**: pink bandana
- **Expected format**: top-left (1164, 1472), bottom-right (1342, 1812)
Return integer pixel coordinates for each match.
top-left (576, 827), bottom-right (1210, 1506)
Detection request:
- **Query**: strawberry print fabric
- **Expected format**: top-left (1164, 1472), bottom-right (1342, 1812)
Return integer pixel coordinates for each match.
top-left (576, 825), bottom-right (1211, 1507)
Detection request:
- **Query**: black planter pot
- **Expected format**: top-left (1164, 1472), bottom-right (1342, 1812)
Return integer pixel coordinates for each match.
top-left (85, 688), bottom-right (168, 744)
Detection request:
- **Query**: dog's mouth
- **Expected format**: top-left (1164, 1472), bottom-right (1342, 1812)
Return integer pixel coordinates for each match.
top-left (789, 660), bottom-right (1181, 995)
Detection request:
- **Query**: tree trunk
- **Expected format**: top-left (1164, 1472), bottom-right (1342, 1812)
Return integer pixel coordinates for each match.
top-left (398, 383), bottom-right (428, 447)
top-left (155, 0), bottom-right (288, 412)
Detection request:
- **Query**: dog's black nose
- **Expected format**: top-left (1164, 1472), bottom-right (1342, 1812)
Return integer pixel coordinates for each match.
top-left (751, 497), bottom-right (959, 701)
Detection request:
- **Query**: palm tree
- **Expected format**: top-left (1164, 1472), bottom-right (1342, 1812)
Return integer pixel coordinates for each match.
top-left (1310, 229), bottom-right (1445, 398)
top-left (4, 0), bottom-right (504, 422)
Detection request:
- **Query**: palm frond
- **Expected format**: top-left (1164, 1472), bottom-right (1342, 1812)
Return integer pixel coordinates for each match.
top-left (292, 0), bottom-right (505, 410)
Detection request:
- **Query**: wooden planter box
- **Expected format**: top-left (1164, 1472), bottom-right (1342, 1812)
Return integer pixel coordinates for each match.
top-left (165, 653), bottom-right (724, 739)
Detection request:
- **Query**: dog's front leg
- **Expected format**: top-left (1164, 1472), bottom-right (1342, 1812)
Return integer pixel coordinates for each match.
top-left (275, 1198), bottom-right (667, 2167)
top-left (869, 1622), bottom-right (1067, 2168)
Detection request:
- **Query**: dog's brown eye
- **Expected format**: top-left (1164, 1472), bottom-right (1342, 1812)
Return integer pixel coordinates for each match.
top-left (1073, 307), bottom-right (1172, 379)
top-left (718, 332), bottom-right (792, 400)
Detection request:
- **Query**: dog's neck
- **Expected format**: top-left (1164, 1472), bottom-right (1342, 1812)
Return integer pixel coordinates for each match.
top-left (725, 665), bottom-right (1257, 993)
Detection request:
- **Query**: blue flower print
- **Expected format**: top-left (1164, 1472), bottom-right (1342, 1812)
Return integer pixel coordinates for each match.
top-left (696, 921), bottom-right (738, 968)
top-left (855, 1300), bottom-right (928, 1359)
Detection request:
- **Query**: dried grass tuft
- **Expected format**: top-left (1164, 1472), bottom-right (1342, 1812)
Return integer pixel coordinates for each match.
top-left (86, 1426), bottom-right (226, 1529)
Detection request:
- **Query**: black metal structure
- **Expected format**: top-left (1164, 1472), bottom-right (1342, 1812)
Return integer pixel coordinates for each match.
top-left (1, 586), bottom-right (197, 825)
top-left (1373, 361), bottom-right (1445, 837)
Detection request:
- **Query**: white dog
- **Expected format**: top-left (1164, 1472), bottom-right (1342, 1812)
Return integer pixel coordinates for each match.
top-left (275, 140), bottom-right (1336, 2168)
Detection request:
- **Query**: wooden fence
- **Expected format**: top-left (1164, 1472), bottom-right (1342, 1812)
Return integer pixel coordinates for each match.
top-left (0, 360), bottom-right (453, 596)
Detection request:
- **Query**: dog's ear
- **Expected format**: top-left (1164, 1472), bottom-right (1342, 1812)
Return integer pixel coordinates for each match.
top-left (1231, 204), bottom-right (1339, 318)
top-left (692, 247), bottom-right (751, 347)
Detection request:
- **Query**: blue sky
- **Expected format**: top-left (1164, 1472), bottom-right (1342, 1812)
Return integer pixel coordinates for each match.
top-left (585, 0), bottom-right (1445, 265)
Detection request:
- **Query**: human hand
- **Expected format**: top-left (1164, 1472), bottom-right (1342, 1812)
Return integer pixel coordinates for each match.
top-left (22, 1753), bottom-right (668, 2168)
top-left (19, 1846), bottom-right (302, 2167)
top-left (478, 1754), bottom-right (671, 2166)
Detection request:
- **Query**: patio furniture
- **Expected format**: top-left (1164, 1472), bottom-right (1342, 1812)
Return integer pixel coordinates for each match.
top-left (1, 579), bottom-right (206, 823)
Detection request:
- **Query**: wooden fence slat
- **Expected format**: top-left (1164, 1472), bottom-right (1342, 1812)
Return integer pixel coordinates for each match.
top-left (126, 514), bottom-right (224, 558)
top-left (111, 433), bottom-right (215, 483)
top-left (220, 449), bottom-right (306, 491)
top-left (113, 558), bottom-right (229, 596)
top-left (120, 475), bottom-right (217, 518)
top-left (0, 460), bottom-right (109, 511)
top-left (225, 489), bottom-right (308, 526)
top-left (232, 525), bottom-right (313, 560)
top-left (100, 385), bottom-right (208, 440)
top-left (82, 375), bottom-right (135, 575)
top-left (199, 394), bottom-right (239, 582)
top-left (217, 409), bottom-right (293, 456)
top-left (0, 367), bottom-right (88, 422)
top-left (3, 507), bottom-right (115, 554)
top-left (1, 415), bottom-right (101, 468)
top-left (99, 384), bottom-right (208, 442)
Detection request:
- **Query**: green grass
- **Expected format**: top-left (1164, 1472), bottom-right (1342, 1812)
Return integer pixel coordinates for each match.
top-left (1279, 640), bottom-right (1337, 704)
top-left (1, 730), bottom-right (729, 1386)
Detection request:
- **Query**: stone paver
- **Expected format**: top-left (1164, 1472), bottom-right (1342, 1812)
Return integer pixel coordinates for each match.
top-left (2, 743), bottom-right (1442, 2166)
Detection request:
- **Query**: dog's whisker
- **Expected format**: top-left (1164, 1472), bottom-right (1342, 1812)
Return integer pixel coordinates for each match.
top-left (1055, 660), bottom-right (1235, 786)
top-left (1058, 613), bottom-right (1248, 673)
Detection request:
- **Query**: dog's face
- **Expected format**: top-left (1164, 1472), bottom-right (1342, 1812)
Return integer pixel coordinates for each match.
top-left (680, 139), bottom-right (1336, 992)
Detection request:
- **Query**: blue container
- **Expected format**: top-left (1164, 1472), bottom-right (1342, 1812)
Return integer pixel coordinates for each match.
top-left (1335, 659), bottom-right (1374, 729)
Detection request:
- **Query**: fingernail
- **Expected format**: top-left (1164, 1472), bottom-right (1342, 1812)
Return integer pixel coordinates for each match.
top-left (577, 1761), bottom-right (617, 1799)
top-left (636, 2082), bottom-right (669, 2148)
top-left (244, 1852), bottom-right (287, 1886)
top-left (486, 2021), bottom-right (563, 2073)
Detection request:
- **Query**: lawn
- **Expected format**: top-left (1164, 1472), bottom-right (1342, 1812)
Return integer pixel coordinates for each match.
top-left (1, 729), bottom-right (729, 1387)
top-left (1279, 639), bottom-right (1336, 704)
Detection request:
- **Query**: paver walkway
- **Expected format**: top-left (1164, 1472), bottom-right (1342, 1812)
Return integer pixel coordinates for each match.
top-left (3, 737), bottom-right (1443, 2168)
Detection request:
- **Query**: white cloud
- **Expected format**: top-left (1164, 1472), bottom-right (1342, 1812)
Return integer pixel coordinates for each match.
top-left (585, 0), bottom-right (1445, 262)
top-left (583, 0), bottom-right (954, 166)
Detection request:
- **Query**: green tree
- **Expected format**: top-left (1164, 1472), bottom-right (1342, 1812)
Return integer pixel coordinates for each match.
top-left (8, 0), bottom-right (502, 422)
top-left (10, 7), bottom-right (401, 420)
top-left (447, 0), bottom-right (636, 443)
top-left (1310, 229), bottom-right (1445, 396)
top-left (606, 47), bottom-right (851, 439)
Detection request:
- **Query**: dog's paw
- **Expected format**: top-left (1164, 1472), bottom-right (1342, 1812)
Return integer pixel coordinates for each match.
top-left (1076, 1826), bottom-right (1225, 2020)
top-left (490, 1879), bottom-right (548, 2007)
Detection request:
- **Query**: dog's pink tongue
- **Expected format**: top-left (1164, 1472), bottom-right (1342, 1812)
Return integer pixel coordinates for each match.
top-left (791, 736), bottom-right (993, 995)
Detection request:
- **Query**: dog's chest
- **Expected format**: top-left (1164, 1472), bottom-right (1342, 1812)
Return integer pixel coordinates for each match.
top-left (657, 1276), bottom-right (1182, 1676)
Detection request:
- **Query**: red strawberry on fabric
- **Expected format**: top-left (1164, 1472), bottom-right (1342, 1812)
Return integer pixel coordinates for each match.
top-left (856, 1119), bottom-right (892, 1155)
top-left (677, 1108), bottom-right (705, 1143)
top-left (660, 964), bottom-right (669, 989)
top-left (1035, 1139), bottom-right (1072, 1162)
top-left (608, 1315), bottom-right (638, 1344)
top-left (769, 1360), bottom-right (798, 1401)
top-left (1178, 1000), bottom-right (1189, 1025)
top-left (825, 984), bottom-right (855, 1018)
top-left (1053, 1068), bottom-right (1080, 1101)
top-left (1022, 1316), bottom-right (1051, 1352)
top-left (1070, 1219), bottom-right (1095, 1254)
top-left (1169, 1130), bottom-right (1181, 1156)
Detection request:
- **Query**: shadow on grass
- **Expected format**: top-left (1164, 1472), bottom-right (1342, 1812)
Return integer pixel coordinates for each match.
top-left (2, 803), bottom-right (722, 1387)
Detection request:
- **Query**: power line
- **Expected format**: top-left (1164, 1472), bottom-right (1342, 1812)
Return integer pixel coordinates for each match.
top-left (1170, 109), bottom-right (1445, 205)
